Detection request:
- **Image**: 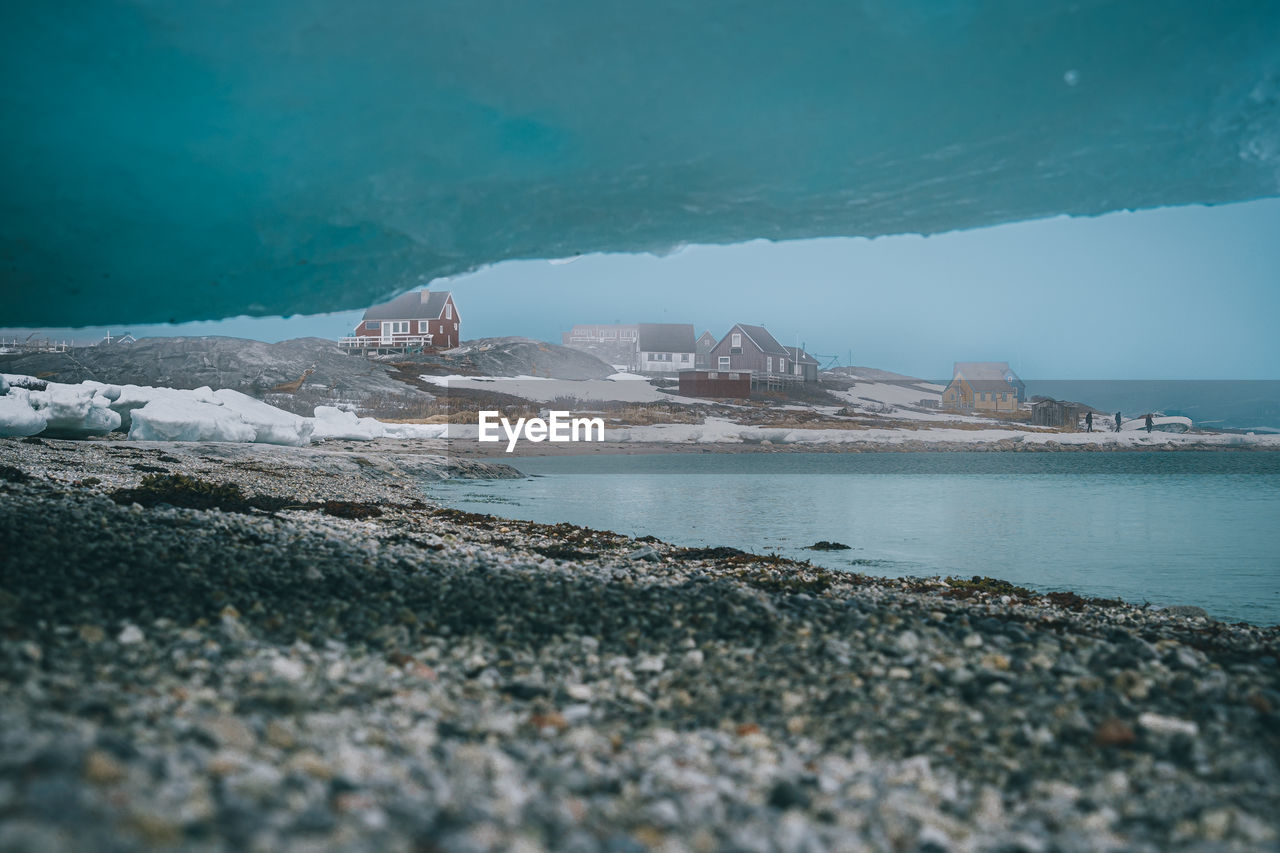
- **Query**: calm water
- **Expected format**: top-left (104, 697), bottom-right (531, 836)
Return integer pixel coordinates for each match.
top-left (427, 452), bottom-right (1280, 625)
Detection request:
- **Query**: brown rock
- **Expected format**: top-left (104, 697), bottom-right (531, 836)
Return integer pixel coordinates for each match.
top-left (83, 749), bottom-right (127, 784)
top-left (1094, 719), bottom-right (1136, 747)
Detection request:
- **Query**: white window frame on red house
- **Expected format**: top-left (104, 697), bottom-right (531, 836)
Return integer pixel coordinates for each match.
top-left (445, 303), bottom-right (452, 320)
top-left (419, 320), bottom-right (429, 333)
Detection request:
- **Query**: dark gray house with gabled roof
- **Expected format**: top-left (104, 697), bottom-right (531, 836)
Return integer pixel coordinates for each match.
top-left (635, 323), bottom-right (696, 375)
top-left (708, 323), bottom-right (792, 377)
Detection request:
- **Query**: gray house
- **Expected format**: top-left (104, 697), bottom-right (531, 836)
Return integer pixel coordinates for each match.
top-left (694, 330), bottom-right (717, 368)
top-left (635, 323), bottom-right (696, 375)
top-left (708, 323), bottom-right (791, 377)
top-left (784, 346), bottom-right (820, 382)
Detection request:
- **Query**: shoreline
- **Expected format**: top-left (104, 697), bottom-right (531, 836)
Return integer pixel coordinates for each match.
top-left (444, 435), bottom-right (1280, 458)
top-left (2, 436), bottom-right (1279, 850)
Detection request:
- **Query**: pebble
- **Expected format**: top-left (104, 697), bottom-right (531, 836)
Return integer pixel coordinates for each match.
top-left (1138, 712), bottom-right (1199, 737)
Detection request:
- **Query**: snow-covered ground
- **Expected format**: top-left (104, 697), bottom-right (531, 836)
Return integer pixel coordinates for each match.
top-left (444, 417), bottom-right (1280, 449)
top-left (418, 373), bottom-right (703, 404)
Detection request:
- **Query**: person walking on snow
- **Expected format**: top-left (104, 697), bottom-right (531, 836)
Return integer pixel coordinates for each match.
top-left (1115, 412), bottom-right (1122, 432)
top-left (1085, 411), bottom-right (1093, 432)
top-left (1145, 413), bottom-right (1154, 433)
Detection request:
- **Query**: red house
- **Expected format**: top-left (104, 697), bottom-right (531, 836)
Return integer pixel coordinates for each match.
top-left (342, 290), bottom-right (460, 353)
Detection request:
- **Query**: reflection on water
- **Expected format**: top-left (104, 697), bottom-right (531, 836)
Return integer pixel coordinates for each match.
top-left (430, 452), bottom-right (1280, 625)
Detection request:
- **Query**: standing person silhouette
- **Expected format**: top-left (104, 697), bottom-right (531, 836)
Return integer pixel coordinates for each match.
top-left (1115, 412), bottom-right (1122, 432)
top-left (1085, 411), bottom-right (1093, 432)
top-left (1145, 413), bottom-right (1154, 433)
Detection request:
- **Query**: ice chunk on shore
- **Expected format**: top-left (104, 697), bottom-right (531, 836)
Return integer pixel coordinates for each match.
top-left (0, 389), bottom-right (48, 437)
top-left (311, 406), bottom-right (386, 440)
top-left (38, 384), bottom-right (122, 437)
top-left (212, 389), bottom-right (314, 446)
top-left (0, 380), bottom-right (121, 438)
top-left (129, 397), bottom-right (258, 443)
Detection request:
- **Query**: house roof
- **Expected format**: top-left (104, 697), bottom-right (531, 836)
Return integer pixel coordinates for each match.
top-left (784, 345), bottom-right (819, 365)
top-left (953, 361), bottom-right (1021, 382)
top-left (948, 361), bottom-right (1022, 393)
top-left (733, 323), bottom-right (788, 356)
top-left (637, 323), bottom-right (695, 353)
top-left (362, 290), bottom-right (452, 321)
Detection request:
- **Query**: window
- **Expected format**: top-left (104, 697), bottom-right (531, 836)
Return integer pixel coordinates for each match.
top-left (729, 373), bottom-right (740, 380)
top-left (680, 353), bottom-right (690, 363)
top-left (766, 357), bottom-right (772, 373)
top-left (719, 356), bottom-right (730, 370)
top-left (731, 333), bottom-right (741, 348)
top-left (708, 372), bottom-right (718, 379)
top-left (366, 320), bottom-right (379, 331)
top-left (390, 321), bottom-right (409, 334)
top-left (419, 321), bottom-right (429, 333)
top-left (444, 303), bottom-right (452, 320)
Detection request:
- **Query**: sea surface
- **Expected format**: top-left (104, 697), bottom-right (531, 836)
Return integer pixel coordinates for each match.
top-left (428, 452), bottom-right (1280, 625)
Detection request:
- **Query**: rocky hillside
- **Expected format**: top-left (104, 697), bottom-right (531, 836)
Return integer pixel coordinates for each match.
top-left (390, 337), bottom-right (615, 380)
top-left (0, 337), bottom-right (407, 396)
top-left (0, 336), bottom-right (617, 417)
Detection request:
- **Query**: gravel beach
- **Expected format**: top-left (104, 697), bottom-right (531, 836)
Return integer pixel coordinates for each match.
top-left (2, 437), bottom-right (1279, 852)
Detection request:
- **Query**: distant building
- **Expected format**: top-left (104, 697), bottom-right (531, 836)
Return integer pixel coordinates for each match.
top-left (342, 290), bottom-right (459, 353)
top-left (942, 361), bottom-right (1025, 413)
top-left (1031, 397), bottom-right (1092, 430)
top-left (707, 324), bottom-right (791, 378)
top-left (635, 323), bottom-right (696, 375)
top-left (561, 323), bottom-right (638, 367)
top-left (783, 346), bottom-right (820, 382)
top-left (694, 330), bottom-right (717, 368)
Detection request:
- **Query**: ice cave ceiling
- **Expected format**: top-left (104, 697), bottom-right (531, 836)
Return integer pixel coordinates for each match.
top-left (2, 1), bottom-right (1279, 326)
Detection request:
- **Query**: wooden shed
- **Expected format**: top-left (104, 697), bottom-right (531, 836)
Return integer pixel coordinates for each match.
top-left (678, 369), bottom-right (752, 399)
top-left (1031, 397), bottom-right (1090, 430)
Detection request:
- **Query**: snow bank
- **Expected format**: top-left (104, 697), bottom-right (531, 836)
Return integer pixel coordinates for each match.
top-left (382, 422), bottom-right (449, 439)
top-left (311, 406), bottom-right (387, 440)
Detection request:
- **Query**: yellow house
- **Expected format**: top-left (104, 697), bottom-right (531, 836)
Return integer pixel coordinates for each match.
top-left (942, 362), bottom-right (1025, 413)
